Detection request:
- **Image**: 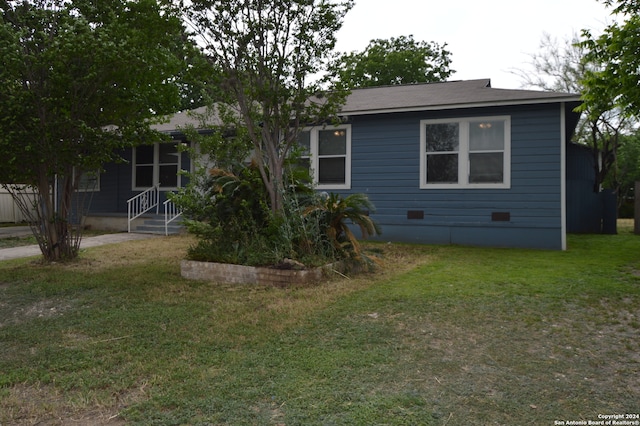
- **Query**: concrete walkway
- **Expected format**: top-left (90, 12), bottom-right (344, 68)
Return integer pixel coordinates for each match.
top-left (0, 227), bottom-right (161, 261)
top-left (0, 226), bottom-right (33, 238)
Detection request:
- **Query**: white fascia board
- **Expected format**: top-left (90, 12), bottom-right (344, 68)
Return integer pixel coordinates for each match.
top-left (340, 96), bottom-right (582, 117)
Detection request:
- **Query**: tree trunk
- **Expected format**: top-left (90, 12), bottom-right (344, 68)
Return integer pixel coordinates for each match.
top-left (36, 170), bottom-right (61, 261)
top-left (57, 173), bottom-right (75, 258)
top-left (269, 159), bottom-right (284, 214)
top-left (32, 167), bottom-right (81, 261)
top-left (635, 181), bottom-right (640, 235)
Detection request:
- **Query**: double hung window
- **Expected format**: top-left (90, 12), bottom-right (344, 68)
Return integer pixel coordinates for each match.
top-left (297, 125), bottom-right (351, 189)
top-left (420, 116), bottom-right (510, 188)
top-left (133, 142), bottom-right (181, 190)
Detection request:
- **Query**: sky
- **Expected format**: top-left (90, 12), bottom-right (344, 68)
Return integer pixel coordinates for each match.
top-left (334, 0), bottom-right (615, 89)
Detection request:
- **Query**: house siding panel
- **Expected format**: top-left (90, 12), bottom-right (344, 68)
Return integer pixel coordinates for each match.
top-left (338, 104), bottom-right (564, 249)
top-left (87, 145), bottom-right (191, 215)
top-left (89, 149), bottom-right (136, 213)
top-left (566, 143), bottom-right (608, 233)
top-left (76, 81), bottom-right (586, 250)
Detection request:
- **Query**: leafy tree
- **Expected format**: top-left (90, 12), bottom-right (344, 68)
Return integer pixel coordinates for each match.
top-left (330, 35), bottom-right (454, 88)
top-left (184, 0), bottom-right (354, 215)
top-left (517, 32), bottom-right (634, 194)
top-left (0, 0), bottom-right (189, 261)
top-left (175, 48), bottom-right (223, 111)
top-left (613, 131), bottom-right (640, 216)
top-left (579, 0), bottom-right (640, 204)
top-left (580, 0), bottom-right (640, 120)
top-left (515, 32), bottom-right (587, 94)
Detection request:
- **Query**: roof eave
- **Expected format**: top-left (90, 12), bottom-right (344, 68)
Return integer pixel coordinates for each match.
top-left (339, 96), bottom-right (583, 117)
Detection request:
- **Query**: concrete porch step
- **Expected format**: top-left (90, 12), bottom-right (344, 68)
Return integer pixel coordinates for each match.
top-left (132, 215), bottom-right (185, 235)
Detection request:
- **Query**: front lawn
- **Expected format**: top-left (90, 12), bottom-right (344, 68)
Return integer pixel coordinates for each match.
top-left (1, 224), bottom-right (639, 425)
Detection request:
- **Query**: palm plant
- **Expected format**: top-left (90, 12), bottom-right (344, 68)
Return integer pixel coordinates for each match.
top-left (303, 192), bottom-right (381, 260)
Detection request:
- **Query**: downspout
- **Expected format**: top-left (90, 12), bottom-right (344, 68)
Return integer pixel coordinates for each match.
top-left (560, 103), bottom-right (567, 251)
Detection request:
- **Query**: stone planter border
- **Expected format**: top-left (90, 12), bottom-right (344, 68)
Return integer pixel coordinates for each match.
top-left (181, 259), bottom-right (346, 286)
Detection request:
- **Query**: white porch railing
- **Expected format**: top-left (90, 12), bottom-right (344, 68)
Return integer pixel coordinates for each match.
top-left (127, 184), bottom-right (160, 233)
top-left (163, 198), bottom-right (182, 236)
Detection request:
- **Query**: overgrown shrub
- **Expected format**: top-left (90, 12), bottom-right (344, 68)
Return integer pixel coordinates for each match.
top-left (172, 162), bottom-right (381, 267)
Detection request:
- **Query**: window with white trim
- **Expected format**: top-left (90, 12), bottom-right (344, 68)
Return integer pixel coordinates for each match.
top-left (420, 116), bottom-right (511, 189)
top-left (133, 142), bottom-right (182, 190)
top-left (297, 124), bottom-right (351, 189)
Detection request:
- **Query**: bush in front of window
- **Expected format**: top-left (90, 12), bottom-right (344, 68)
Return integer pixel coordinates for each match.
top-left (171, 162), bottom-right (381, 268)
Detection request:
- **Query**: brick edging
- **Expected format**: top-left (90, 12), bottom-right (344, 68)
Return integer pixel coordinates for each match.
top-left (180, 259), bottom-right (343, 286)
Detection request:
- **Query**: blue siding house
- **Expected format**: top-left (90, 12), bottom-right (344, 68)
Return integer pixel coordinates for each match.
top-left (86, 79), bottom-right (586, 250)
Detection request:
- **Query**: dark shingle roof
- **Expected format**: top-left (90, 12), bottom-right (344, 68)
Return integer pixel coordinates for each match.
top-left (154, 79), bottom-right (582, 130)
top-left (153, 106), bottom-right (210, 132)
top-left (340, 79), bottom-right (581, 115)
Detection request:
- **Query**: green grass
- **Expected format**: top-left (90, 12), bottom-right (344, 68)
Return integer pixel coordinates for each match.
top-left (0, 228), bottom-right (117, 249)
top-left (0, 235), bottom-right (38, 249)
top-left (1, 225), bottom-right (639, 425)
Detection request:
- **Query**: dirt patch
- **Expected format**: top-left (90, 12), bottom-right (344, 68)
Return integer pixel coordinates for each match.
top-left (628, 267), bottom-right (640, 278)
top-left (0, 298), bottom-right (73, 328)
top-left (1, 382), bottom-right (149, 425)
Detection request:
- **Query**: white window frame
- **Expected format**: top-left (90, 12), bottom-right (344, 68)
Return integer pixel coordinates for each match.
top-left (132, 142), bottom-right (182, 190)
top-left (420, 116), bottom-right (511, 189)
top-left (299, 124), bottom-right (352, 190)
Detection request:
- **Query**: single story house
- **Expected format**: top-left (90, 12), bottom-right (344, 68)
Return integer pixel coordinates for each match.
top-left (85, 78), bottom-right (605, 250)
